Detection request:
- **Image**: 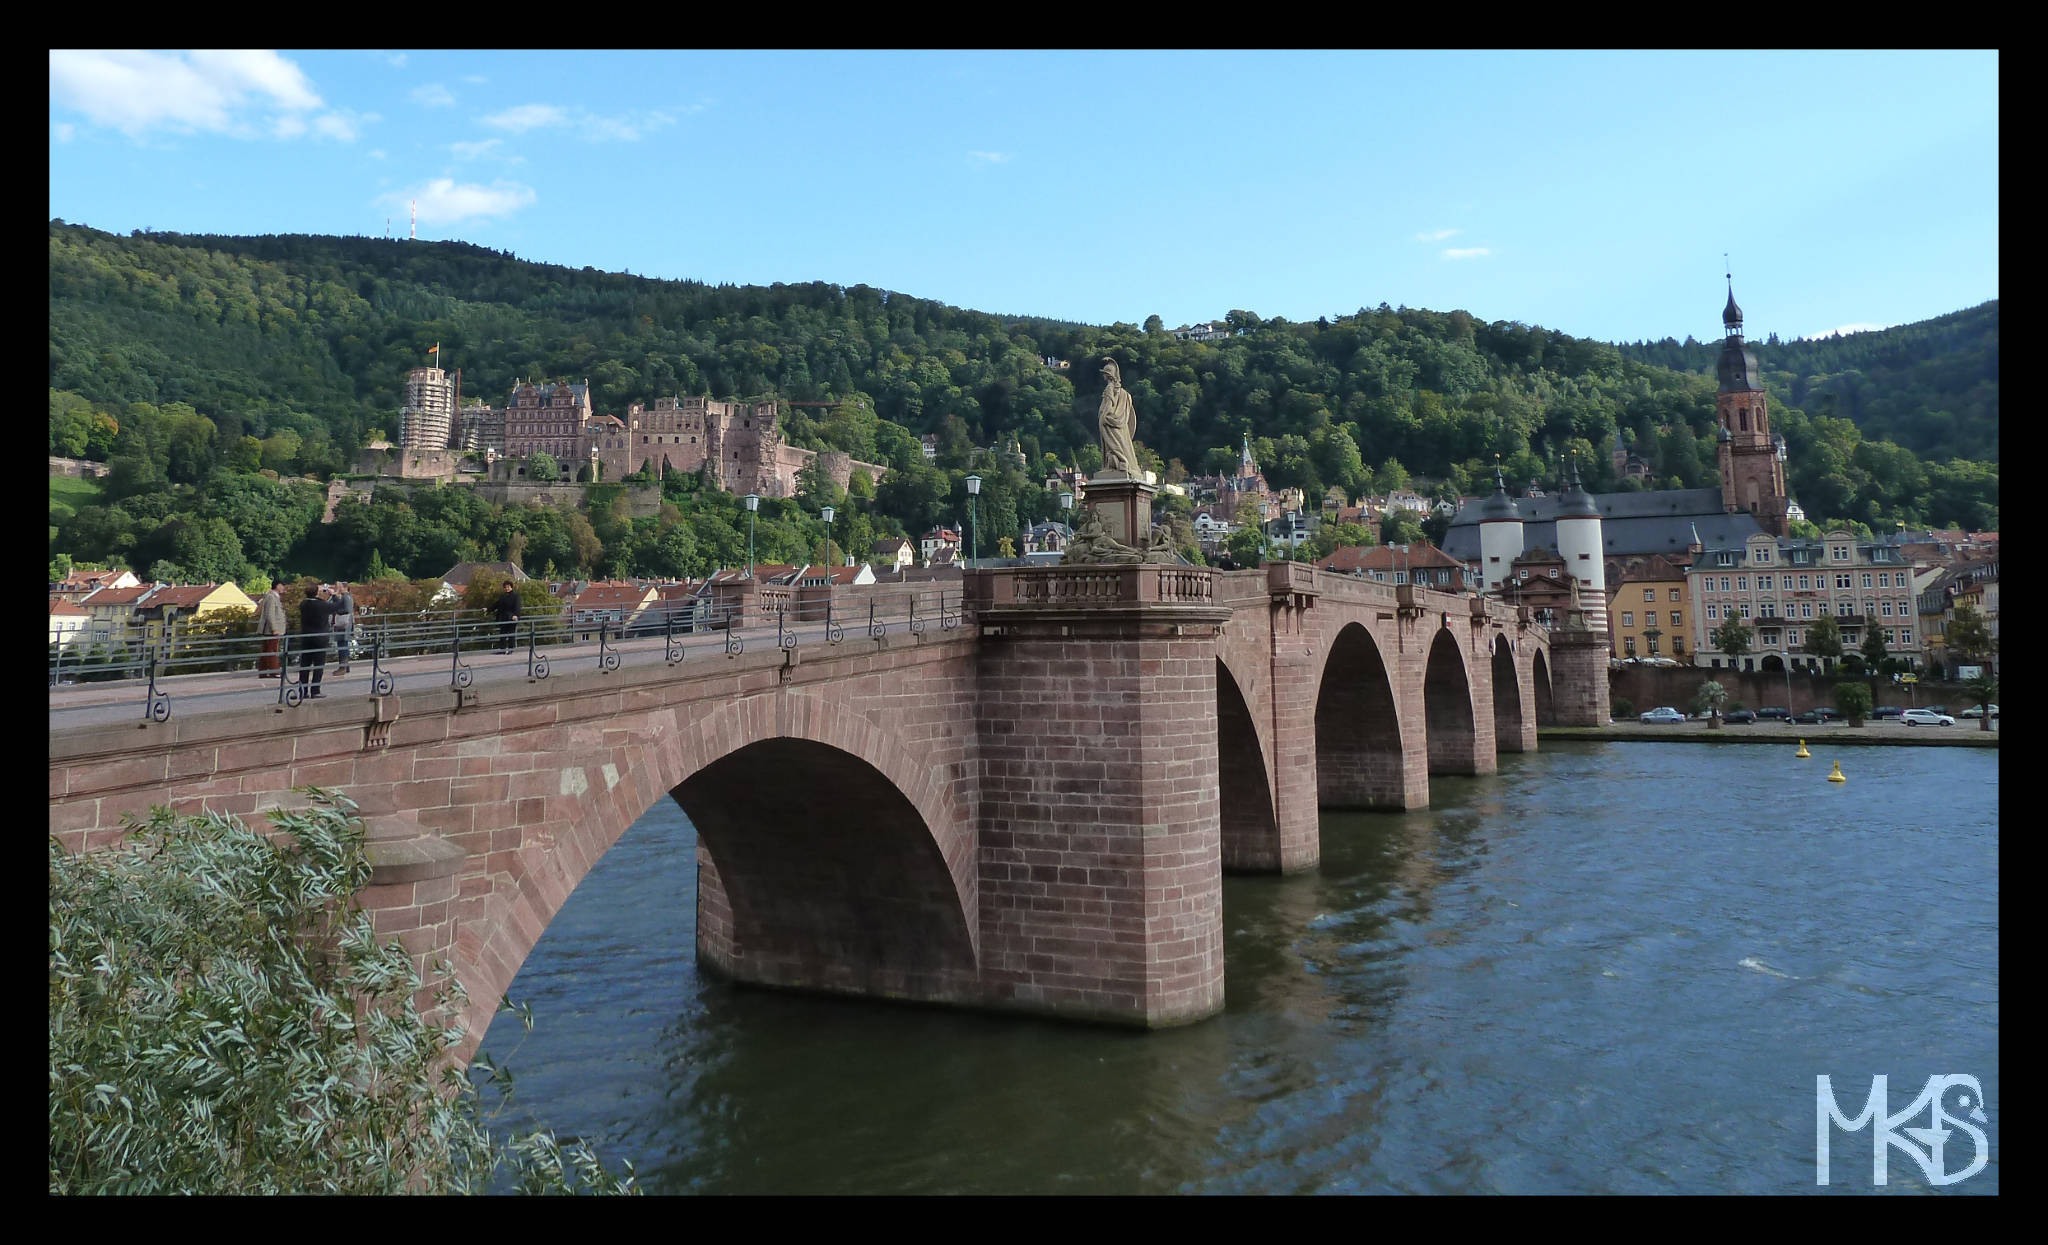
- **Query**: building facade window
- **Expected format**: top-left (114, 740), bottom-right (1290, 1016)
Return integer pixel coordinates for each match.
top-left (1740, 604), bottom-right (1751, 619)
top-left (1673, 637), bottom-right (1686, 655)
top-left (1706, 604), bottom-right (1719, 620)
top-left (1758, 575), bottom-right (1772, 590)
top-left (1621, 612), bottom-right (1634, 627)
top-left (1671, 611), bottom-right (1682, 628)
top-left (1624, 637), bottom-right (1637, 656)
top-left (1643, 588), bottom-right (1656, 602)
top-left (1801, 603), bottom-right (1813, 618)
top-left (1720, 577), bottom-right (1731, 591)
top-left (1861, 573), bottom-right (1874, 588)
top-left (1669, 588), bottom-right (1681, 601)
top-left (1737, 576), bottom-right (1748, 591)
top-left (1902, 630), bottom-right (1913, 645)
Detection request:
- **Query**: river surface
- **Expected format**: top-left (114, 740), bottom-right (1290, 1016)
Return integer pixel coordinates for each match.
top-left (479, 741), bottom-right (1998, 1194)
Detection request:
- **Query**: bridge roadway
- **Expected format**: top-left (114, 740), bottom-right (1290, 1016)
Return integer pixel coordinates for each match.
top-left (49, 564), bottom-right (1607, 1057)
top-left (47, 612), bottom-right (940, 731)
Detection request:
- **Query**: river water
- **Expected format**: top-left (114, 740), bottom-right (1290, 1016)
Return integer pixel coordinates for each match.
top-left (479, 741), bottom-right (1998, 1194)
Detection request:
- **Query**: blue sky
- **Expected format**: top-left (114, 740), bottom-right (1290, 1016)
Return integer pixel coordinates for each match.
top-left (50, 50), bottom-right (1997, 344)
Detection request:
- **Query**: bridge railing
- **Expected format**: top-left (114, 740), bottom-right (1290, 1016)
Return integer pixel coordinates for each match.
top-left (50, 588), bottom-right (968, 721)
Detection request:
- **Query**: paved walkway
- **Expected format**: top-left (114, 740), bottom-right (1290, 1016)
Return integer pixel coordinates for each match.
top-left (49, 614), bottom-right (960, 731)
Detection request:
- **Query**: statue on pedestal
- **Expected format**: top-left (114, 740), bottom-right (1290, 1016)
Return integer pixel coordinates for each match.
top-left (1096, 358), bottom-right (1139, 478)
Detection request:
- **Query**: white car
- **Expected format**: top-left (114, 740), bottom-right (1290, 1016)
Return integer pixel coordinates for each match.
top-left (1900, 709), bottom-right (1955, 727)
top-left (1639, 706), bottom-right (1686, 724)
top-left (1958, 704), bottom-right (1999, 720)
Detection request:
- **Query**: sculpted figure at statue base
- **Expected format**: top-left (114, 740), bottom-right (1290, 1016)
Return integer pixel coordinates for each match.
top-left (1063, 506), bottom-right (1144, 565)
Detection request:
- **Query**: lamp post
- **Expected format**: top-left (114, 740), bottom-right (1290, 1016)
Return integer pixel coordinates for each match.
top-left (965, 474), bottom-right (981, 567)
top-left (820, 504), bottom-right (836, 567)
top-left (744, 493), bottom-right (759, 578)
top-left (1059, 490), bottom-right (1074, 555)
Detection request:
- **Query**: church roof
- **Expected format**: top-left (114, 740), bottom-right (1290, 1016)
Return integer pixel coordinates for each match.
top-left (1446, 487), bottom-right (1764, 562)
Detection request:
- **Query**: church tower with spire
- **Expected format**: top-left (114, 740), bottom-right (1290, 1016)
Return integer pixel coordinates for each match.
top-left (1713, 275), bottom-right (1789, 536)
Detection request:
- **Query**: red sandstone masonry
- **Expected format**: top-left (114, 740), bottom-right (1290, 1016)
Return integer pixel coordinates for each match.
top-left (51, 567), bottom-right (1564, 1061)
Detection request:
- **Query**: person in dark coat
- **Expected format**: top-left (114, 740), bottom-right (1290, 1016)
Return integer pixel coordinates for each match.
top-left (297, 584), bottom-right (334, 698)
top-left (493, 581), bottom-right (522, 653)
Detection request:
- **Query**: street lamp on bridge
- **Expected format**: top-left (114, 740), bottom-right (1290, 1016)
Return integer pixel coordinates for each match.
top-left (744, 493), bottom-right (759, 578)
top-left (965, 474), bottom-right (981, 568)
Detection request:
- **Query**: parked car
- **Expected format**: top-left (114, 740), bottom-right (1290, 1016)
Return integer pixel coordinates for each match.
top-left (1958, 704), bottom-right (1999, 720)
top-left (1870, 705), bottom-right (1905, 720)
top-left (1639, 706), bottom-right (1686, 724)
top-left (1756, 707), bottom-right (1792, 721)
top-left (1900, 708), bottom-right (1955, 727)
top-left (1794, 707), bottom-right (1844, 725)
top-left (1722, 709), bottom-right (1757, 724)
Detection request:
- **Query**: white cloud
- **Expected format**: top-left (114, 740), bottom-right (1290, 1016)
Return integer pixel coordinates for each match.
top-left (272, 114), bottom-right (308, 139)
top-left (377, 51), bottom-right (409, 69)
top-left (411, 82), bottom-right (456, 108)
top-left (313, 111), bottom-right (370, 141)
top-left (1415, 227), bottom-right (1461, 242)
top-left (449, 138), bottom-right (503, 160)
top-left (54, 122), bottom-right (75, 142)
top-left (1801, 322), bottom-right (1888, 340)
top-left (967, 150), bottom-right (1012, 163)
top-left (368, 148), bottom-right (388, 160)
top-left (50, 49), bottom-right (326, 140)
top-left (382, 177), bottom-right (537, 225)
top-left (479, 102), bottom-right (679, 142)
top-left (460, 74), bottom-right (488, 85)
top-left (1443, 247), bottom-right (1492, 260)
top-left (481, 103), bottom-right (569, 132)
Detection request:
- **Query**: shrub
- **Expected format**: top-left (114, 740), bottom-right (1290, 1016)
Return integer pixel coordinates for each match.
top-left (1612, 697), bottom-right (1634, 719)
top-left (48, 791), bottom-right (635, 1195)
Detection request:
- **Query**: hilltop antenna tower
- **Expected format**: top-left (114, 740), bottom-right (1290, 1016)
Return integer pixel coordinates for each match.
top-left (410, 200), bottom-right (417, 241)
top-left (384, 217), bottom-right (391, 240)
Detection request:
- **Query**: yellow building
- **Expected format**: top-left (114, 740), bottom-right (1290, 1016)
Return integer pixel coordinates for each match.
top-left (1606, 554), bottom-right (1693, 663)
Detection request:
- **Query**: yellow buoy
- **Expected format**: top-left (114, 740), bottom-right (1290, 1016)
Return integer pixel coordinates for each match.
top-left (1795, 739), bottom-right (1811, 758)
top-left (1827, 761), bottom-right (1846, 783)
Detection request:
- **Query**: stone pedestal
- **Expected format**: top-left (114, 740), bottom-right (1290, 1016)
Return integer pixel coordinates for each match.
top-left (1082, 474), bottom-right (1156, 548)
top-left (971, 565), bottom-right (1230, 1027)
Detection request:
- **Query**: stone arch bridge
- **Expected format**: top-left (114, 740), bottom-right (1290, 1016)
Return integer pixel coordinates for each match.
top-left (49, 565), bottom-right (1606, 1059)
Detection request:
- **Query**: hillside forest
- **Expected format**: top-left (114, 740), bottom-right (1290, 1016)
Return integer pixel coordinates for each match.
top-left (47, 221), bottom-right (1998, 586)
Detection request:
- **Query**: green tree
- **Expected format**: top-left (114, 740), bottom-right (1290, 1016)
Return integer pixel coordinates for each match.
top-left (1379, 511), bottom-right (1426, 548)
top-left (526, 453), bottom-right (560, 483)
top-left (1961, 671), bottom-right (1998, 732)
top-left (1860, 626), bottom-right (1890, 686)
top-left (1693, 679), bottom-right (1728, 727)
top-left (1944, 603), bottom-right (1996, 674)
top-left (1710, 617), bottom-right (1753, 664)
top-left (1833, 680), bottom-right (1872, 727)
top-left (48, 792), bottom-right (635, 1195)
top-left (1804, 615), bottom-right (1843, 672)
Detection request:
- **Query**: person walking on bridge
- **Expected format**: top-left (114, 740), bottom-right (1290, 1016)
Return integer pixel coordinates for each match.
top-left (330, 581), bottom-right (356, 675)
top-left (256, 583), bottom-right (286, 679)
top-left (296, 584), bottom-right (334, 699)
top-left (493, 580), bottom-right (522, 654)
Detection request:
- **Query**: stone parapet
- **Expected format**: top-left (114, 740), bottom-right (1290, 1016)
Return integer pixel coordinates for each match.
top-left (966, 565), bottom-right (1216, 612)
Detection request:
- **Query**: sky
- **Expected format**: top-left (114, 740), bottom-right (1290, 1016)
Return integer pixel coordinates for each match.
top-left (49, 50), bottom-right (1998, 344)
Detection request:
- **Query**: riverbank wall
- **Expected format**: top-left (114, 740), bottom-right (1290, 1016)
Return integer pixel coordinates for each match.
top-left (1607, 664), bottom-right (1982, 717)
top-left (1540, 723), bottom-right (1998, 747)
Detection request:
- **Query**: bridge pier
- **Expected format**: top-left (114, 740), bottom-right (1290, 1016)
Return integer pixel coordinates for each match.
top-left (970, 567), bottom-right (1231, 1027)
top-left (1546, 619), bottom-right (1613, 726)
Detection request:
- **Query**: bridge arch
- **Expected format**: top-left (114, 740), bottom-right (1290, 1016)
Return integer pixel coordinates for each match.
top-left (1216, 657), bottom-right (1279, 870)
top-left (1314, 621), bottom-right (1418, 810)
top-left (1530, 647), bottom-right (1556, 726)
top-left (1492, 634), bottom-right (1527, 753)
top-left (1423, 626), bottom-right (1482, 775)
top-left (460, 693), bottom-right (977, 1051)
